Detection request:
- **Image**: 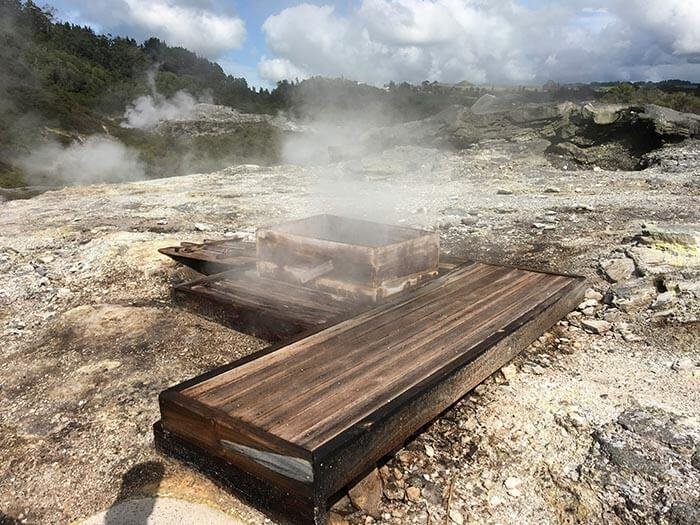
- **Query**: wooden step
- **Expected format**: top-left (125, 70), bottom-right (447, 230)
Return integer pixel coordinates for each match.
top-left (155, 261), bottom-right (585, 524)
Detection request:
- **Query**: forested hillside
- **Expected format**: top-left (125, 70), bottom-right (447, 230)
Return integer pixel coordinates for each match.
top-left (1, 0), bottom-right (698, 191)
top-left (0, 0), bottom-right (287, 187)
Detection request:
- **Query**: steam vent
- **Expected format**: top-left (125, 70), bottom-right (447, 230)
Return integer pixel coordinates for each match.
top-left (155, 215), bottom-right (586, 524)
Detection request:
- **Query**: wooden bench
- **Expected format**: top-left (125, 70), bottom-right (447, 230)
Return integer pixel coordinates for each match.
top-left (155, 259), bottom-right (585, 523)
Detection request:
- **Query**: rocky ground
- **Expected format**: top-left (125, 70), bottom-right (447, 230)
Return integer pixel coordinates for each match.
top-left (0, 122), bottom-right (698, 524)
top-left (153, 102), bottom-right (305, 138)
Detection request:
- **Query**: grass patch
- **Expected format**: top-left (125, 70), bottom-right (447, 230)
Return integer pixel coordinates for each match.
top-left (0, 167), bottom-right (26, 188)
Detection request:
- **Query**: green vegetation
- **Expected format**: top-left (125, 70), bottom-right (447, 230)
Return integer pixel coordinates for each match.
top-left (0, 0), bottom-right (286, 186)
top-left (0, 165), bottom-right (26, 188)
top-left (599, 83), bottom-right (700, 114)
top-left (111, 123), bottom-right (286, 179)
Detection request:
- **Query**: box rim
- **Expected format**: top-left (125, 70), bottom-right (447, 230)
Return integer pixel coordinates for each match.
top-left (257, 214), bottom-right (438, 251)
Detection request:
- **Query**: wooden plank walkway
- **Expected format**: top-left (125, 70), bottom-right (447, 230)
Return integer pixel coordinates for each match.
top-left (156, 259), bottom-right (585, 524)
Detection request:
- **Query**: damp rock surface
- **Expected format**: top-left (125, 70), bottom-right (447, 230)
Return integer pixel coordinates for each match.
top-left (0, 131), bottom-right (698, 524)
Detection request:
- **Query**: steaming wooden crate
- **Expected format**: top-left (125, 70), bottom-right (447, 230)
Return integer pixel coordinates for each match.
top-left (170, 255), bottom-right (466, 341)
top-left (155, 261), bottom-right (586, 524)
top-left (172, 268), bottom-right (363, 342)
top-left (256, 214), bottom-right (440, 302)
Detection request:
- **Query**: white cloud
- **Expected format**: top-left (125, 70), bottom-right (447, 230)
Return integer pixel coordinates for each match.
top-left (69, 0), bottom-right (246, 58)
top-left (258, 0), bottom-right (700, 85)
top-left (613, 0), bottom-right (700, 57)
top-left (258, 58), bottom-right (308, 84)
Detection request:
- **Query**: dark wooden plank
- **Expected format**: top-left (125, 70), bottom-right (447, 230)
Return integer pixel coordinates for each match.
top-left (194, 269), bottom-right (572, 447)
top-left (315, 276), bottom-right (587, 497)
top-left (159, 239), bottom-right (257, 275)
top-left (174, 263), bottom-right (579, 446)
top-left (170, 248), bottom-right (465, 341)
top-left (275, 275), bottom-right (570, 447)
top-left (180, 262), bottom-right (490, 406)
top-left (157, 259), bottom-right (585, 524)
top-left (162, 260), bottom-right (479, 396)
top-left (201, 265), bottom-right (514, 418)
top-left (172, 266), bottom-right (362, 341)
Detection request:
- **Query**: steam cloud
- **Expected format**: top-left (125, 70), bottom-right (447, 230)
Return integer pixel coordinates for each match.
top-left (123, 90), bottom-right (203, 129)
top-left (122, 68), bottom-right (208, 129)
top-left (16, 136), bottom-right (145, 186)
top-left (277, 86), bottom-right (426, 225)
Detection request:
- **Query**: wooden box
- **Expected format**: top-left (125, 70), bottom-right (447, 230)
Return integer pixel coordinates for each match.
top-left (256, 214), bottom-right (440, 302)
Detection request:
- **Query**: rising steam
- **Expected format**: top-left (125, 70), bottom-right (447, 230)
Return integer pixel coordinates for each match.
top-left (16, 136), bottom-right (145, 186)
top-left (122, 68), bottom-right (209, 129)
top-left (14, 67), bottom-right (210, 187)
top-left (122, 90), bottom-right (199, 129)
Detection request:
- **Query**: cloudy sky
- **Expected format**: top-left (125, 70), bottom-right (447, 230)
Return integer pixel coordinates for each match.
top-left (47, 0), bottom-right (700, 87)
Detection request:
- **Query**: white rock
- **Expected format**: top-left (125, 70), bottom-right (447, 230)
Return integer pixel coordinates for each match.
top-left (581, 319), bottom-right (612, 334)
top-left (424, 444), bottom-right (435, 458)
top-left (581, 306), bottom-right (597, 317)
top-left (584, 288), bottom-right (604, 301)
top-left (622, 331), bottom-right (643, 343)
top-left (504, 476), bottom-right (522, 490)
top-left (449, 509), bottom-right (464, 525)
top-left (500, 364), bottom-right (518, 381)
top-left (672, 358), bottom-right (694, 371)
top-left (601, 257), bottom-right (635, 282)
top-left (57, 288), bottom-right (73, 299)
top-left (578, 299), bottom-right (599, 310)
top-left (651, 291), bottom-right (675, 310)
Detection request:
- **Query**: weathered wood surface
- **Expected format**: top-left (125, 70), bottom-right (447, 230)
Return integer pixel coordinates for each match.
top-left (172, 255), bottom-right (469, 341)
top-left (173, 267), bottom-right (362, 341)
top-left (256, 215), bottom-right (440, 302)
top-left (158, 260), bottom-right (586, 523)
top-left (159, 238), bottom-right (257, 275)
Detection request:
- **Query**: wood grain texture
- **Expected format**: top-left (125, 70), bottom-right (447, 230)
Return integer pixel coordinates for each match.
top-left (256, 215), bottom-right (440, 302)
top-left (158, 258), bottom-right (585, 524)
top-left (159, 239), bottom-right (257, 275)
top-left (179, 262), bottom-right (573, 449)
top-left (170, 253), bottom-right (464, 341)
